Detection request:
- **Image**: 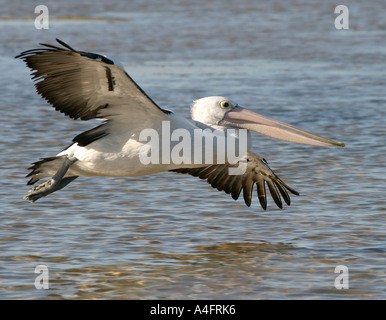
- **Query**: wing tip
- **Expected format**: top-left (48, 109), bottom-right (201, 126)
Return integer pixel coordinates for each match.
top-left (55, 38), bottom-right (77, 52)
top-left (15, 38), bottom-right (75, 60)
top-left (259, 196), bottom-right (267, 210)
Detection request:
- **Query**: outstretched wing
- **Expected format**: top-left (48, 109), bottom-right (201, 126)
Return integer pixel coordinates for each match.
top-left (171, 152), bottom-right (299, 210)
top-left (15, 39), bottom-right (170, 122)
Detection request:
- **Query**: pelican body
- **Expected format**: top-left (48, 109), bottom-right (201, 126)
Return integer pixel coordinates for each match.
top-left (16, 39), bottom-right (344, 209)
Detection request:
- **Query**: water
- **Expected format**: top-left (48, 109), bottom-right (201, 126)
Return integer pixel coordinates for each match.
top-left (0, 0), bottom-right (385, 299)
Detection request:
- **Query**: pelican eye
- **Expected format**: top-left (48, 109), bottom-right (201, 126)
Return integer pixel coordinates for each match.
top-left (220, 101), bottom-right (232, 109)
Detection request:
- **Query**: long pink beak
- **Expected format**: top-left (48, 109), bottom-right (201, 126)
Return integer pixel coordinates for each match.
top-left (220, 107), bottom-right (345, 147)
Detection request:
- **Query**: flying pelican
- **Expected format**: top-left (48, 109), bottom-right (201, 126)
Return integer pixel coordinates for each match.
top-left (16, 39), bottom-right (345, 209)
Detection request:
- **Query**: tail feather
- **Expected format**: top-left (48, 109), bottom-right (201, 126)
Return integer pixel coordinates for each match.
top-left (24, 156), bottom-right (78, 202)
top-left (26, 156), bottom-right (67, 185)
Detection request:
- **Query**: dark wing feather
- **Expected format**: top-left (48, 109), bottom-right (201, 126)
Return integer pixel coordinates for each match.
top-left (15, 39), bottom-right (170, 122)
top-left (171, 152), bottom-right (299, 210)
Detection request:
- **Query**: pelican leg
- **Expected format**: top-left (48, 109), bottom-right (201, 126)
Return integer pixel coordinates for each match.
top-left (24, 157), bottom-right (78, 202)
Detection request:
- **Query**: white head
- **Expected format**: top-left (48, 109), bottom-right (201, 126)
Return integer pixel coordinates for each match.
top-left (191, 96), bottom-right (237, 131)
top-left (190, 96), bottom-right (345, 147)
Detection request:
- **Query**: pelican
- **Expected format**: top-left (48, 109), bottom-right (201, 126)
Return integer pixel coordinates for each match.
top-left (16, 39), bottom-right (345, 209)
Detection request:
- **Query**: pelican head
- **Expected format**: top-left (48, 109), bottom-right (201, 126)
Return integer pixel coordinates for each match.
top-left (191, 96), bottom-right (345, 147)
